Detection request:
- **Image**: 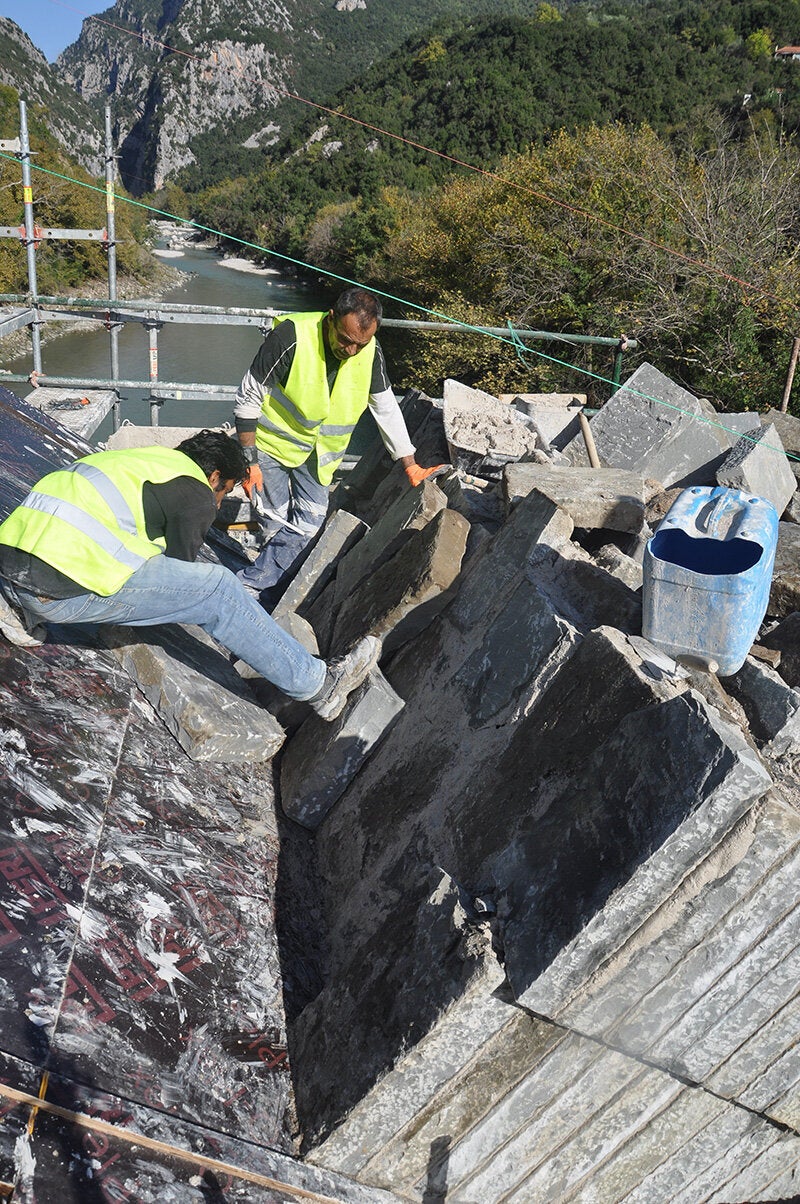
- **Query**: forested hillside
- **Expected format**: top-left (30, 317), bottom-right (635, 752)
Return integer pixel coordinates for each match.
top-left (0, 82), bottom-right (163, 295)
top-left (189, 0), bottom-right (800, 410)
top-left (58, 0), bottom-right (546, 193)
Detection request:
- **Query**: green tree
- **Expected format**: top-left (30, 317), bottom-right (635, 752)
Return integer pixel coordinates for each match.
top-left (374, 120), bottom-right (800, 409)
top-left (746, 28), bottom-right (773, 60)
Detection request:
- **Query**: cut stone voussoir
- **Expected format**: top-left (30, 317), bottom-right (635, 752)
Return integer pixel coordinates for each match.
top-left (716, 422), bottom-right (796, 518)
top-left (562, 362), bottom-right (734, 487)
top-left (331, 508), bottom-right (470, 656)
top-left (770, 523), bottom-right (800, 617)
top-left (280, 669), bottom-right (405, 831)
top-left (503, 463), bottom-right (647, 532)
top-left (105, 623), bottom-right (285, 762)
top-left (331, 476), bottom-right (448, 607)
top-left (275, 508), bottom-right (368, 621)
top-left (443, 378), bottom-right (539, 477)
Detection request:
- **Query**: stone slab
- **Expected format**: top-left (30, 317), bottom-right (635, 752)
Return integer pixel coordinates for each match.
top-left (106, 624), bottom-right (285, 762)
top-left (503, 463), bottom-right (646, 532)
top-left (784, 492), bottom-right (800, 523)
top-left (348, 1010), bottom-right (558, 1194)
top-left (716, 422), bottom-right (796, 517)
top-left (505, 393), bottom-right (586, 451)
top-left (562, 362), bottom-right (733, 487)
top-left (495, 636), bottom-right (771, 1014)
top-left (105, 423), bottom-right (241, 453)
top-left (275, 509), bottom-right (367, 620)
top-left (769, 523), bottom-right (800, 617)
top-left (352, 406), bottom-right (450, 528)
top-left (442, 378), bottom-right (539, 476)
top-left (760, 613), bottom-right (800, 688)
top-left (280, 669), bottom-right (405, 831)
top-left (718, 412), bottom-right (764, 435)
top-left (273, 608), bottom-right (319, 655)
top-left (727, 657), bottom-right (800, 757)
top-left (24, 386), bottom-right (117, 440)
top-left (764, 408), bottom-right (800, 456)
top-left (563, 795), bottom-right (798, 1045)
top-left (331, 508), bottom-right (470, 656)
top-left (332, 477), bottom-right (448, 607)
top-left (594, 543), bottom-right (644, 591)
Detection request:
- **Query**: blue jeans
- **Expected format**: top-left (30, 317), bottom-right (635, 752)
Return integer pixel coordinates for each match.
top-left (4, 556), bottom-right (327, 701)
top-left (238, 452), bottom-right (329, 596)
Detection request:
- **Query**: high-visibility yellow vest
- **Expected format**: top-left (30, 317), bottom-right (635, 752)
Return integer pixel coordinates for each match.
top-left (255, 310), bottom-right (376, 486)
top-left (0, 447), bottom-right (210, 596)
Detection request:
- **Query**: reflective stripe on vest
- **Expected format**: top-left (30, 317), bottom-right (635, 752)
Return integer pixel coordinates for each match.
top-left (67, 462), bottom-right (139, 535)
top-left (20, 490), bottom-right (146, 570)
top-left (255, 311), bottom-right (375, 485)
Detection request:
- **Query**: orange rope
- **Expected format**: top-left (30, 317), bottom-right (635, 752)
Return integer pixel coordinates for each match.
top-left (41, 0), bottom-right (792, 314)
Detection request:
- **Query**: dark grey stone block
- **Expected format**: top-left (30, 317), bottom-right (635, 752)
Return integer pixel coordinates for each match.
top-left (728, 656), bottom-right (800, 757)
top-left (761, 613), bottom-right (800, 688)
top-left (331, 477), bottom-right (447, 607)
top-left (106, 624), bottom-right (285, 762)
top-left (765, 408), bottom-right (800, 457)
top-left (275, 509), bottom-right (367, 621)
top-left (331, 509), bottom-right (470, 656)
top-left (499, 678), bottom-right (770, 1014)
top-left (769, 523), bottom-right (800, 618)
top-left (503, 464), bottom-right (646, 532)
top-left (291, 867), bottom-right (505, 1149)
top-left (280, 669), bottom-right (404, 830)
top-left (716, 423), bottom-right (796, 517)
top-left (562, 362), bottom-right (733, 488)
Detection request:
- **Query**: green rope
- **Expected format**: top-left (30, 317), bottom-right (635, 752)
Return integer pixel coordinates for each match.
top-left (1, 150), bottom-right (798, 463)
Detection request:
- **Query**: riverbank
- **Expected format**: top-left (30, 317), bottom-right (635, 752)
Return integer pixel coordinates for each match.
top-left (0, 240), bottom-right (326, 430)
top-left (0, 255), bottom-right (182, 365)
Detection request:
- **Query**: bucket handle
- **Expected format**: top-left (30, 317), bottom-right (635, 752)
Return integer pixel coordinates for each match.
top-left (702, 489), bottom-right (741, 539)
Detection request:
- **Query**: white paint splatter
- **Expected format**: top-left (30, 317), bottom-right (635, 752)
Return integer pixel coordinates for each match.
top-left (13, 1132), bottom-right (35, 1186)
top-left (65, 904), bottom-right (108, 943)
top-left (138, 892), bottom-right (171, 922)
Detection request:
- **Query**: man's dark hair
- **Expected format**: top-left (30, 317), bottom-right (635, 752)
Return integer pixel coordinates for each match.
top-left (176, 429), bottom-right (248, 483)
top-left (333, 287), bottom-right (382, 332)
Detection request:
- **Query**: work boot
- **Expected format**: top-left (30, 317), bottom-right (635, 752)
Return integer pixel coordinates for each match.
top-left (0, 589), bottom-right (46, 648)
top-left (308, 635), bottom-right (382, 721)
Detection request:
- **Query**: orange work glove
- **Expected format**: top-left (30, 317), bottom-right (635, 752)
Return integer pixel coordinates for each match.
top-left (243, 462), bottom-right (264, 499)
top-left (405, 462), bottom-right (448, 487)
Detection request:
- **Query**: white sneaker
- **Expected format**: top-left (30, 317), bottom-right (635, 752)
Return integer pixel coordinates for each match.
top-left (0, 591), bottom-right (46, 648)
top-left (309, 635), bottom-right (382, 721)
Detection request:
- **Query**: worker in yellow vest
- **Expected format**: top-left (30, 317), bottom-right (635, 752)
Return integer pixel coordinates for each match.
top-left (0, 429), bottom-right (379, 720)
top-left (235, 287), bottom-right (441, 604)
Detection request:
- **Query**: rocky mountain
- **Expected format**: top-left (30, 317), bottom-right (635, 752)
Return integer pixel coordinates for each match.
top-left (55, 0), bottom-right (542, 193)
top-left (0, 18), bottom-right (103, 174)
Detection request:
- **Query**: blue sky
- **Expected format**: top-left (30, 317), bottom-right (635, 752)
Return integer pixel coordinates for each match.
top-left (4, 0), bottom-right (111, 63)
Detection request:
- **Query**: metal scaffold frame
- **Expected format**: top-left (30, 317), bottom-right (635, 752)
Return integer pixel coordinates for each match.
top-left (0, 99), bottom-right (637, 434)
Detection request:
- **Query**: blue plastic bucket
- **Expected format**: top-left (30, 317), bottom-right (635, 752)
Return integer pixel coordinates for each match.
top-left (642, 486), bottom-right (778, 676)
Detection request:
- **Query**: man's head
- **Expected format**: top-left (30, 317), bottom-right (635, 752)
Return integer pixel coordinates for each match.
top-left (176, 429), bottom-right (248, 506)
top-left (326, 287), bottom-right (382, 361)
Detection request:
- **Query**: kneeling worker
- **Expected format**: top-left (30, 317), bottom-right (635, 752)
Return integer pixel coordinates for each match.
top-left (0, 430), bottom-right (379, 721)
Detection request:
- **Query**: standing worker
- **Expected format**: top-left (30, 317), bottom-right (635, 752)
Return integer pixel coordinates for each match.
top-left (0, 430), bottom-right (380, 721)
top-left (235, 286), bottom-right (442, 604)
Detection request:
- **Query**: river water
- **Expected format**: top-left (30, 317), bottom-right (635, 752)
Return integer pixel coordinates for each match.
top-left (5, 243), bottom-right (327, 442)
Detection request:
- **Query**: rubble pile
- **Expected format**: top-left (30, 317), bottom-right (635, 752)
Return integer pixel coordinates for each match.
top-left (254, 363), bottom-right (800, 1200)
top-left (85, 364), bottom-right (800, 1199)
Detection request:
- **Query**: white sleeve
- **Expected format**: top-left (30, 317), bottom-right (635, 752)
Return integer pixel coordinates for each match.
top-left (368, 388), bottom-right (416, 460)
top-left (234, 369), bottom-right (265, 422)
